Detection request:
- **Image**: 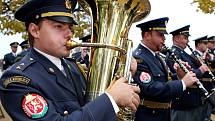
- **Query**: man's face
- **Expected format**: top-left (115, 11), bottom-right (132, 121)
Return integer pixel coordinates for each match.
top-left (198, 42), bottom-right (207, 52)
top-left (81, 47), bottom-right (88, 57)
top-left (175, 35), bottom-right (189, 49)
top-left (11, 46), bottom-right (18, 53)
top-left (147, 31), bottom-right (165, 51)
top-left (31, 19), bottom-right (73, 58)
top-left (207, 42), bottom-right (214, 50)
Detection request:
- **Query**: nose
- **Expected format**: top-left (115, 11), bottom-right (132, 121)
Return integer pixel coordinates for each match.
top-left (65, 29), bottom-right (73, 40)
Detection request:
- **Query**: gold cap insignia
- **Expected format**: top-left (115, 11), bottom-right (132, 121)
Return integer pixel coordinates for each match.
top-left (65, 0), bottom-right (72, 9)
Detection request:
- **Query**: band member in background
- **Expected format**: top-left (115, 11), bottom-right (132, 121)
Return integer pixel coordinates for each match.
top-left (0, 0), bottom-right (140, 120)
top-left (2, 42), bottom-right (19, 70)
top-left (133, 17), bottom-right (197, 121)
top-left (166, 25), bottom-right (209, 121)
top-left (207, 36), bottom-right (215, 53)
top-left (192, 36), bottom-right (215, 121)
top-left (207, 37), bottom-right (215, 115)
top-left (72, 35), bottom-right (90, 68)
top-left (15, 40), bottom-right (30, 62)
top-left (206, 36), bottom-right (215, 63)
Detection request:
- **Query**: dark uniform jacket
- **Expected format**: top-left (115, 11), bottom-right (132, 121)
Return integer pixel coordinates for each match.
top-left (0, 48), bottom-right (116, 121)
top-left (2, 52), bottom-right (17, 70)
top-left (133, 44), bottom-right (183, 121)
top-left (207, 49), bottom-right (215, 71)
top-left (72, 52), bottom-right (89, 67)
top-left (15, 49), bottom-right (29, 62)
top-left (191, 50), bottom-right (215, 92)
top-left (166, 45), bottom-right (203, 110)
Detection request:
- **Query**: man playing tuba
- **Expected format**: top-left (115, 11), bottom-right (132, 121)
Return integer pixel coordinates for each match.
top-left (0, 0), bottom-right (140, 121)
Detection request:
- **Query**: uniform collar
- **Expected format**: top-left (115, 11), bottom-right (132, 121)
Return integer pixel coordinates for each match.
top-left (12, 52), bottom-right (16, 56)
top-left (34, 47), bottom-right (63, 71)
top-left (195, 49), bottom-right (204, 56)
top-left (140, 42), bottom-right (156, 56)
top-left (173, 45), bottom-right (184, 51)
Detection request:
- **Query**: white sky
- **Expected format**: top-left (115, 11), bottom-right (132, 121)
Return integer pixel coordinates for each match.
top-left (0, 0), bottom-right (215, 59)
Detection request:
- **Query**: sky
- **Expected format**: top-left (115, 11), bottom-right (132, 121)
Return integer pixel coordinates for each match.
top-left (0, 0), bottom-right (215, 59)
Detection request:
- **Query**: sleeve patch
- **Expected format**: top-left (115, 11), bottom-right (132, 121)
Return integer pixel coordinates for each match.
top-left (140, 72), bottom-right (151, 83)
top-left (22, 93), bottom-right (48, 119)
top-left (3, 76), bottom-right (30, 88)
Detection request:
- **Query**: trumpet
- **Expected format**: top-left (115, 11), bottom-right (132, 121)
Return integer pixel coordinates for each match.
top-left (186, 44), bottom-right (215, 81)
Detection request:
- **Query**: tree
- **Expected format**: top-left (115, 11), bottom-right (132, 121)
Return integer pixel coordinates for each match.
top-left (192, 0), bottom-right (215, 14)
top-left (0, 0), bottom-right (91, 39)
top-left (0, 0), bottom-right (214, 38)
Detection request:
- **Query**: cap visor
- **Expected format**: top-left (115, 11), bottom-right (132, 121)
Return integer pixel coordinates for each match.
top-left (48, 16), bottom-right (78, 25)
top-left (159, 30), bottom-right (168, 34)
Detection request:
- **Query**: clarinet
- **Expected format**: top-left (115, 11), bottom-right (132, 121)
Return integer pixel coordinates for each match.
top-left (186, 44), bottom-right (215, 81)
top-left (163, 45), bottom-right (210, 97)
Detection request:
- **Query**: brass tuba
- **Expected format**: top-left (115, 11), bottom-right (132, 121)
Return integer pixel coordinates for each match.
top-left (67, 0), bottom-right (151, 120)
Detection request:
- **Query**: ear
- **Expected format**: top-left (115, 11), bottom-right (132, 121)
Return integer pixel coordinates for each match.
top-left (28, 23), bottom-right (40, 39)
top-left (145, 31), bottom-right (151, 40)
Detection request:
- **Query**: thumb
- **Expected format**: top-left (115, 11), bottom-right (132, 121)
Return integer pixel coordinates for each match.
top-left (116, 77), bottom-right (128, 83)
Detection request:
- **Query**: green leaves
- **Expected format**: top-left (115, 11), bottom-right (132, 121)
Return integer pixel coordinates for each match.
top-left (0, 0), bottom-right (213, 39)
top-left (192, 0), bottom-right (215, 14)
top-left (0, 0), bottom-right (91, 39)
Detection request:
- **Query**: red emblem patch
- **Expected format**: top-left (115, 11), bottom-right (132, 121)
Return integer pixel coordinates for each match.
top-left (140, 72), bottom-right (151, 83)
top-left (22, 93), bottom-right (48, 119)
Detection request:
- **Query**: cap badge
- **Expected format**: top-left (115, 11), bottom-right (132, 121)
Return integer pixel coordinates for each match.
top-left (140, 72), bottom-right (151, 83)
top-left (22, 93), bottom-right (48, 119)
top-left (165, 20), bottom-right (168, 26)
top-left (65, 0), bottom-right (72, 9)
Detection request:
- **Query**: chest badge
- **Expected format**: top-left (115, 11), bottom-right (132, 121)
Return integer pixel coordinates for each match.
top-left (22, 93), bottom-right (48, 119)
top-left (140, 72), bottom-right (151, 83)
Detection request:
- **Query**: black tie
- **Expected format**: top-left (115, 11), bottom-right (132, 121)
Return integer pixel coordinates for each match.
top-left (61, 58), bottom-right (73, 79)
top-left (155, 54), bottom-right (162, 67)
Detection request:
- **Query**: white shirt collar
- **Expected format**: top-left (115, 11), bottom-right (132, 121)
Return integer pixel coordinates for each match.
top-left (34, 48), bottom-right (63, 71)
top-left (195, 49), bottom-right (204, 56)
top-left (140, 42), bottom-right (156, 56)
top-left (12, 52), bottom-right (16, 56)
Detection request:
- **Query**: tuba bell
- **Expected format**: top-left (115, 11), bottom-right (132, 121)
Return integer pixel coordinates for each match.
top-left (67, 0), bottom-right (151, 120)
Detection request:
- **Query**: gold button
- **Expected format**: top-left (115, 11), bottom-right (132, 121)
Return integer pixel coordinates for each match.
top-left (64, 111), bottom-right (68, 115)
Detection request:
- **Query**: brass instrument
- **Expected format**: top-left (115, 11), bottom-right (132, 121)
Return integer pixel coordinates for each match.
top-left (67, 0), bottom-right (151, 120)
top-left (186, 44), bottom-right (215, 81)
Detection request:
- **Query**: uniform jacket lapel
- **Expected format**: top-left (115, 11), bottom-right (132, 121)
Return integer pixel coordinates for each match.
top-left (30, 49), bottom-right (77, 96)
top-left (137, 45), bottom-right (167, 74)
top-left (65, 60), bottom-right (86, 106)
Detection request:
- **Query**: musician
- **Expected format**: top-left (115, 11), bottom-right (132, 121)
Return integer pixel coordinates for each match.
top-left (207, 36), bottom-right (215, 115)
top-left (0, 0), bottom-right (141, 120)
top-left (193, 36), bottom-right (215, 121)
top-left (133, 18), bottom-right (197, 121)
top-left (72, 35), bottom-right (90, 68)
top-left (2, 42), bottom-right (19, 70)
top-left (166, 25), bottom-right (209, 121)
top-left (207, 36), bottom-right (215, 63)
top-left (15, 40), bottom-right (30, 62)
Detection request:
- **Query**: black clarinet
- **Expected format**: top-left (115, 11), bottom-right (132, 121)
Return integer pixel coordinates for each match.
top-left (163, 45), bottom-right (210, 97)
top-left (186, 44), bottom-right (215, 81)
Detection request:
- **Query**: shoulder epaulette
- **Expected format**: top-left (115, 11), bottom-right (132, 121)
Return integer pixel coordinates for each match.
top-left (133, 47), bottom-right (143, 57)
top-left (12, 56), bottom-right (36, 72)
